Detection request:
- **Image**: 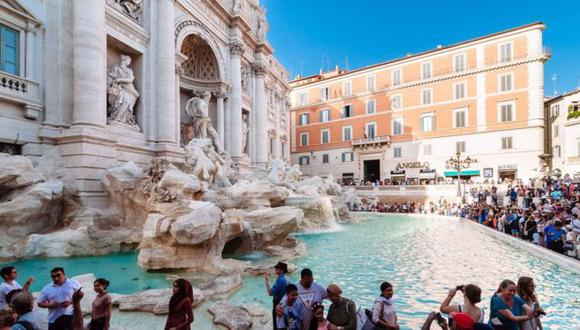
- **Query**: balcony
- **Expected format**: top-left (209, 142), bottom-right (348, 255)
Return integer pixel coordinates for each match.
top-left (351, 135), bottom-right (391, 148)
top-left (0, 71), bottom-right (42, 119)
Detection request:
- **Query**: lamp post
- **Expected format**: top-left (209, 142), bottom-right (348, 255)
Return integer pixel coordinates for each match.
top-left (446, 152), bottom-right (478, 198)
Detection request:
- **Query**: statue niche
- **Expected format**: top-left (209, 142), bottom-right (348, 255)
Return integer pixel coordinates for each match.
top-left (107, 54), bottom-right (140, 131)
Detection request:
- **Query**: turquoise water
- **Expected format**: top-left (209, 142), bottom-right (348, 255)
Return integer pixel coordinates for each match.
top-left (229, 214), bottom-right (580, 329)
top-left (2, 215), bottom-right (579, 329)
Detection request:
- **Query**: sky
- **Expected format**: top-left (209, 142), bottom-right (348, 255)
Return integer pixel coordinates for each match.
top-left (261, 0), bottom-right (580, 95)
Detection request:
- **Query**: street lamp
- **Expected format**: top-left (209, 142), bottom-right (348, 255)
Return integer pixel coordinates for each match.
top-left (445, 152), bottom-right (478, 198)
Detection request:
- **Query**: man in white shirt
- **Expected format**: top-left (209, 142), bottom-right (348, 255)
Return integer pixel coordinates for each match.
top-left (0, 266), bottom-right (33, 310)
top-left (37, 267), bottom-right (81, 330)
top-left (279, 268), bottom-right (327, 329)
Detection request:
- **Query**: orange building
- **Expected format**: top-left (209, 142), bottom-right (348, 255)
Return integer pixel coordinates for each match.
top-left (289, 22), bottom-right (550, 184)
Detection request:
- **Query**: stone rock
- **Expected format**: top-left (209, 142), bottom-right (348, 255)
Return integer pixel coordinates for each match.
top-left (71, 273), bottom-right (96, 315)
top-left (0, 153), bottom-right (44, 192)
top-left (23, 226), bottom-right (92, 258)
top-left (118, 287), bottom-right (205, 314)
top-left (243, 206), bottom-right (303, 248)
top-left (227, 179), bottom-right (289, 209)
top-left (159, 167), bottom-right (205, 200)
top-left (200, 273), bottom-right (242, 298)
top-left (170, 201), bottom-right (222, 245)
top-left (245, 261), bottom-right (297, 276)
top-left (202, 189), bottom-right (238, 209)
top-left (285, 196), bottom-right (337, 230)
top-left (208, 300), bottom-right (252, 330)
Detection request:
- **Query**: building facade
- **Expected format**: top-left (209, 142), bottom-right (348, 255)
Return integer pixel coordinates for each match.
top-left (290, 22), bottom-right (550, 184)
top-left (0, 0), bottom-right (290, 205)
top-left (545, 89), bottom-right (580, 178)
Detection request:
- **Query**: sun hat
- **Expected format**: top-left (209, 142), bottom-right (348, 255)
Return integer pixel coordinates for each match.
top-left (326, 283), bottom-right (343, 295)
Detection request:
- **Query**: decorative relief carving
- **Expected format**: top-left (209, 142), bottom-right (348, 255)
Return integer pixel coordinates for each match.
top-left (241, 66), bottom-right (250, 93)
top-left (105, 7), bottom-right (149, 47)
top-left (114, 0), bottom-right (143, 21)
top-left (229, 41), bottom-right (245, 56)
top-left (252, 62), bottom-right (267, 77)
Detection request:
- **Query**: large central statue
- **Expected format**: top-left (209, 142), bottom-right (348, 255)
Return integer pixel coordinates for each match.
top-left (185, 91), bottom-right (224, 154)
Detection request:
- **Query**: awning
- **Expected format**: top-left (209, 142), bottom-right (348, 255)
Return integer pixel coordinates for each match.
top-left (444, 170), bottom-right (481, 177)
top-left (419, 170), bottom-right (436, 179)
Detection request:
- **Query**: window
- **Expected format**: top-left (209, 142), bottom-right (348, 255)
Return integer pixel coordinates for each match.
top-left (498, 101), bottom-right (515, 122)
top-left (391, 94), bottom-right (402, 110)
top-left (423, 144), bottom-right (432, 156)
top-left (551, 105), bottom-right (560, 118)
top-left (0, 24), bottom-right (19, 75)
top-left (392, 117), bottom-right (404, 135)
top-left (300, 132), bottom-right (309, 146)
top-left (366, 99), bottom-right (376, 114)
top-left (421, 62), bottom-right (432, 80)
top-left (454, 54), bottom-right (466, 73)
top-left (366, 76), bottom-right (375, 91)
top-left (501, 137), bottom-right (513, 150)
top-left (343, 126), bottom-right (352, 141)
top-left (499, 73), bottom-right (513, 92)
top-left (553, 125), bottom-right (559, 137)
top-left (299, 156), bottom-right (310, 165)
top-left (366, 122), bottom-right (376, 138)
top-left (453, 108), bottom-right (467, 128)
top-left (343, 81), bottom-right (352, 97)
top-left (300, 92), bottom-right (308, 106)
top-left (499, 42), bottom-right (513, 63)
top-left (552, 145), bottom-right (561, 158)
top-left (319, 109), bottom-right (330, 122)
top-left (320, 87), bottom-right (330, 101)
top-left (342, 105), bottom-right (353, 118)
top-left (342, 152), bottom-right (353, 162)
top-left (321, 129), bottom-right (330, 144)
top-left (393, 147), bottom-right (402, 158)
top-left (420, 113), bottom-right (435, 132)
top-left (454, 82), bottom-right (466, 99)
top-left (0, 142), bottom-right (22, 155)
top-left (299, 113), bottom-right (309, 125)
top-left (456, 141), bottom-right (466, 154)
top-left (392, 69), bottom-right (402, 86)
top-left (322, 154), bottom-right (329, 163)
top-left (421, 89), bottom-right (432, 105)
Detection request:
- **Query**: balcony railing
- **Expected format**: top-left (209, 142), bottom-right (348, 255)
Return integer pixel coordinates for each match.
top-left (0, 71), bottom-right (42, 119)
top-left (352, 135), bottom-right (391, 147)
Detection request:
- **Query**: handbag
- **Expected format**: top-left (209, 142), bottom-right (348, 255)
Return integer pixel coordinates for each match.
top-left (363, 301), bottom-right (387, 330)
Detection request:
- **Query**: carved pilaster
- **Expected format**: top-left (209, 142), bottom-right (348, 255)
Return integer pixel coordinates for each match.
top-left (252, 62), bottom-right (268, 77)
top-left (229, 41), bottom-right (245, 56)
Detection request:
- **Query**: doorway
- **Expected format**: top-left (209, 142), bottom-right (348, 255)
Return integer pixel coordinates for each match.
top-left (363, 159), bottom-right (380, 184)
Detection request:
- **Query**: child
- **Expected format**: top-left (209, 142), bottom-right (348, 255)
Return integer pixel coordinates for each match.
top-left (89, 278), bottom-right (112, 330)
top-left (276, 284), bottom-right (302, 330)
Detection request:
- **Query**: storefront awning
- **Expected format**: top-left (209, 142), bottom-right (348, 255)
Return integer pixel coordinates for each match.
top-left (443, 170), bottom-right (480, 177)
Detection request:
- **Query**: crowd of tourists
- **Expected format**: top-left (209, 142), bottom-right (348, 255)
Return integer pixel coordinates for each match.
top-left (352, 174), bottom-right (580, 260)
top-left (0, 266), bottom-right (194, 330)
top-left (264, 262), bottom-right (546, 330)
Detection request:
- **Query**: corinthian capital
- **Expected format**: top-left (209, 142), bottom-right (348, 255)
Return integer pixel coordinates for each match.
top-left (229, 41), bottom-right (245, 56)
top-left (213, 91), bottom-right (227, 98)
top-left (252, 62), bottom-right (268, 77)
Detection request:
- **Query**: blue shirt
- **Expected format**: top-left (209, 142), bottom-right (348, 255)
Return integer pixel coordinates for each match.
top-left (488, 294), bottom-right (525, 330)
top-left (271, 274), bottom-right (289, 302)
top-left (276, 298), bottom-right (303, 330)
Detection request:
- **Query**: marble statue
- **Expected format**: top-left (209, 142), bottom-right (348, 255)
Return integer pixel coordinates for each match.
top-left (107, 54), bottom-right (140, 130)
top-left (116, 0), bottom-right (143, 20)
top-left (185, 91), bottom-right (224, 154)
top-left (256, 7), bottom-right (268, 41)
top-left (232, 0), bottom-right (243, 15)
top-left (241, 66), bottom-right (249, 93)
top-left (241, 113), bottom-right (250, 155)
top-left (184, 139), bottom-right (231, 187)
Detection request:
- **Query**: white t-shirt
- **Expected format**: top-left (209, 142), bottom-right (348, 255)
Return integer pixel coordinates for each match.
top-left (38, 278), bottom-right (81, 323)
top-left (0, 280), bottom-right (22, 310)
top-left (281, 281), bottom-right (327, 329)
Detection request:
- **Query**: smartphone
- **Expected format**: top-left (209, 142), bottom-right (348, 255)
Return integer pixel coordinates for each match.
top-left (435, 312), bottom-right (445, 324)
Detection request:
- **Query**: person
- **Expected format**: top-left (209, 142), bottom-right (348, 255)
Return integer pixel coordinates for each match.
top-left (308, 303), bottom-right (329, 330)
top-left (421, 310), bottom-right (481, 330)
top-left (516, 277), bottom-right (544, 330)
top-left (0, 309), bottom-right (15, 330)
top-left (440, 284), bottom-right (484, 323)
top-left (276, 284), bottom-right (302, 330)
top-left (89, 279), bottom-right (112, 330)
top-left (0, 267), bottom-right (33, 310)
top-left (488, 279), bottom-right (538, 330)
top-left (325, 284), bottom-right (356, 330)
top-left (266, 262), bottom-right (290, 329)
top-left (280, 269), bottom-right (326, 330)
top-left (165, 279), bottom-right (194, 330)
top-left (10, 291), bottom-right (45, 330)
top-left (37, 267), bottom-right (81, 330)
top-left (371, 282), bottom-right (398, 329)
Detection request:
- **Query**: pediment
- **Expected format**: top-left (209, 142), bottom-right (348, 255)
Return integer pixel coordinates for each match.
top-left (0, 0), bottom-right (41, 25)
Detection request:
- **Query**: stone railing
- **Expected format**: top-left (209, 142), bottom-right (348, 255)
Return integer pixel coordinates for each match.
top-left (0, 71), bottom-right (42, 119)
top-left (351, 135), bottom-right (390, 147)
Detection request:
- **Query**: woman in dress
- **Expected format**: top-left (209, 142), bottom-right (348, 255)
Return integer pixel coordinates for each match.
top-left (517, 277), bottom-right (544, 330)
top-left (89, 278), bottom-right (112, 330)
top-left (371, 282), bottom-right (398, 329)
top-left (488, 279), bottom-right (537, 330)
top-left (440, 284), bottom-right (485, 324)
top-left (165, 279), bottom-right (194, 330)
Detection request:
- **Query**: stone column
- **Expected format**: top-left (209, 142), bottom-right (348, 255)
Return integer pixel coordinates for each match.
top-left (274, 92), bottom-right (282, 160)
top-left (229, 41), bottom-right (244, 159)
top-left (224, 97), bottom-right (230, 151)
top-left (214, 91), bottom-right (226, 147)
top-left (72, 0), bottom-right (106, 127)
top-left (253, 62), bottom-right (268, 166)
top-left (156, 0), bottom-right (177, 144)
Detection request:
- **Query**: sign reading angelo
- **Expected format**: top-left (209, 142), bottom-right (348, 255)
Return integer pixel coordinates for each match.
top-left (395, 162), bottom-right (430, 171)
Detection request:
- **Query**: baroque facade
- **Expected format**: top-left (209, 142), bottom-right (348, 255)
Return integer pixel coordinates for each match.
top-left (0, 0), bottom-right (290, 204)
top-left (289, 22), bottom-right (550, 184)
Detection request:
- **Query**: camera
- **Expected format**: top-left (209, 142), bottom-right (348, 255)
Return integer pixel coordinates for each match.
top-left (456, 285), bottom-right (464, 291)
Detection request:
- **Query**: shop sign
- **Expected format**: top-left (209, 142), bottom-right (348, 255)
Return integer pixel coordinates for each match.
top-left (498, 164), bottom-right (517, 171)
top-left (395, 161), bottom-right (429, 171)
top-left (390, 170), bottom-right (406, 175)
top-left (483, 168), bottom-right (494, 178)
